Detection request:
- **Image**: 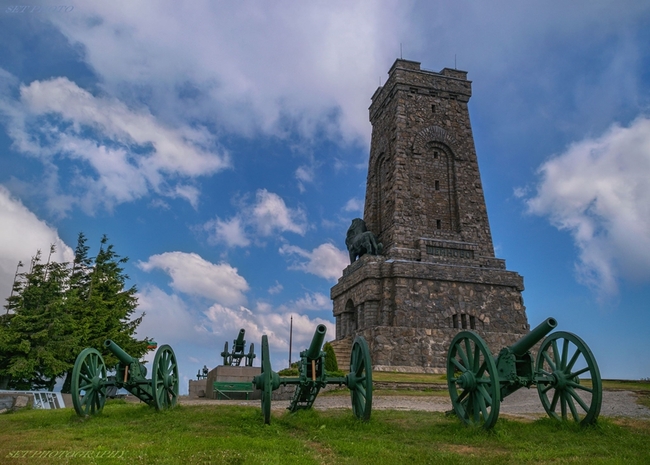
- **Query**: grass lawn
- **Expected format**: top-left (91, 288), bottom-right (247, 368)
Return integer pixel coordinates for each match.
top-left (1, 400), bottom-right (649, 465)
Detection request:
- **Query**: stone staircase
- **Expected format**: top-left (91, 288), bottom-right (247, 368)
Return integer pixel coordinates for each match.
top-left (329, 337), bottom-right (353, 369)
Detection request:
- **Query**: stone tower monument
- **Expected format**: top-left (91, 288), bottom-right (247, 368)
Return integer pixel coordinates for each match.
top-left (330, 59), bottom-right (530, 372)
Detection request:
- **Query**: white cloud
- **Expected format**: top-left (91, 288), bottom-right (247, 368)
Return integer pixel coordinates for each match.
top-left (251, 189), bottom-right (307, 236)
top-left (135, 284), bottom-right (334, 364)
top-left (260, 312), bottom-right (335, 353)
top-left (138, 251), bottom-right (249, 306)
top-left (343, 197), bottom-right (364, 213)
top-left (135, 285), bottom-right (202, 346)
top-left (295, 165), bottom-right (315, 193)
top-left (279, 242), bottom-right (348, 281)
top-left (280, 292), bottom-right (331, 312)
top-left (512, 187), bottom-right (528, 199)
top-left (206, 217), bottom-right (250, 248)
top-left (203, 303), bottom-right (334, 354)
top-left (268, 281), bottom-right (283, 295)
top-left (255, 301), bottom-right (274, 313)
top-left (204, 304), bottom-right (266, 347)
top-left (526, 116), bottom-right (650, 296)
top-left (206, 189), bottom-right (307, 247)
top-left (0, 186), bottom-right (74, 302)
top-left (0, 77), bottom-right (229, 214)
top-left (45, 0), bottom-right (411, 146)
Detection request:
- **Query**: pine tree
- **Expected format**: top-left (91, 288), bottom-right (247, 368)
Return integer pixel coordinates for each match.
top-left (59, 232), bottom-right (94, 393)
top-left (1, 247), bottom-right (78, 390)
top-left (0, 261), bottom-right (24, 389)
top-left (2, 235), bottom-right (150, 392)
top-left (84, 235), bottom-right (148, 366)
top-left (61, 234), bottom-right (149, 392)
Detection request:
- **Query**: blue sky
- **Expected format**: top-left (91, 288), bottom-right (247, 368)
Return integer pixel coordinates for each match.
top-left (1, 1), bottom-right (649, 392)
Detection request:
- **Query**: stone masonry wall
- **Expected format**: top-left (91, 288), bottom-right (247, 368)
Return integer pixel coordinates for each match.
top-left (333, 59), bottom-right (529, 372)
top-left (361, 326), bottom-right (527, 373)
top-left (332, 256), bottom-right (528, 343)
top-left (364, 59), bottom-right (495, 260)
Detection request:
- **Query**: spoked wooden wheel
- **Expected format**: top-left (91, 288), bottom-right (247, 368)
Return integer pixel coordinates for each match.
top-left (71, 348), bottom-right (108, 417)
top-left (447, 331), bottom-right (501, 429)
top-left (347, 336), bottom-right (373, 421)
top-left (246, 343), bottom-right (255, 367)
top-left (536, 331), bottom-right (602, 425)
top-left (260, 335), bottom-right (272, 424)
top-left (222, 341), bottom-right (231, 365)
top-left (152, 345), bottom-right (179, 410)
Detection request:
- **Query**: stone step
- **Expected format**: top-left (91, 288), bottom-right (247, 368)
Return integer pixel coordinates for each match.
top-left (329, 337), bottom-right (353, 369)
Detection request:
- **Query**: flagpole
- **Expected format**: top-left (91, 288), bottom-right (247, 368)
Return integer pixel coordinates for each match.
top-left (289, 316), bottom-right (293, 366)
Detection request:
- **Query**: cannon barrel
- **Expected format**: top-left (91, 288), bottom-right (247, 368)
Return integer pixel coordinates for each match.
top-left (234, 328), bottom-right (246, 347)
top-left (508, 317), bottom-right (557, 356)
top-left (104, 339), bottom-right (136, 366)
top-left (305, 324), bottom-right (327, 360)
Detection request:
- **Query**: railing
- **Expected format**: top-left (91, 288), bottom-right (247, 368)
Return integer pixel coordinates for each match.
top-left (0, 390), bottom-right (65, 409)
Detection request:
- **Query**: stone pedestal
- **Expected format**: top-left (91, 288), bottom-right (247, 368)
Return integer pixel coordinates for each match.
top-left (332, 255), bottom-right (528, 372)
top-left (205, 365), bottom-right (261, 400)
top-left (188, 379), bottom-right (207, 398)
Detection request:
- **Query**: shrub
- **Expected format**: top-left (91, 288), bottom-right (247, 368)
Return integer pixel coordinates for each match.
top-left (323, 341), bottom-right (339, 373)
top-left (278, 367), bottom-right (299, 376)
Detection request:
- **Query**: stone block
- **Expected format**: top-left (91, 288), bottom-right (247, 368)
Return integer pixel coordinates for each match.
top-left (188, 379), bottom-right (207, 398)
top-left (13, 395), bottom-right (30, 409)
top-left (205, 365), bottom-right (261, 400)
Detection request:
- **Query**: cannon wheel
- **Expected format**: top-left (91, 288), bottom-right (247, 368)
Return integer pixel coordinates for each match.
top-left (152, 345), bottom-right (179, 411)
top-left (348, 336), bottom-right (372, 421)
top-left (447, 331), bottom-right (501, 429)
top-left (260, 335), bottom-right (273, 424)
top-left (71, 348), bottom-right (108, 417)
top-left (222, 341), bottom-right (230, 365)
top-left (536, 331), bottom-right (602, 425)
top-left (246, 343), bottom-right (255, 367)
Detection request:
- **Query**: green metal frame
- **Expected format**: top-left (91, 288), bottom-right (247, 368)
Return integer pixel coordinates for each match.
top-left (213, 381), bottom-right (255, 400)
top-left (535, 331), bottom-right (602, 425)
top-left (446, 317), bottom-right (602, 429)
top-left (71, 341), bottom-right (179, 417)
top-left (447, 331), bottom-right (500, 429)
top-left (71, 348), bottom-right (107, 416)
top-left (253, 326), bottom-right (373, 424)
top-left (221, 329), bottom-right (256, 367)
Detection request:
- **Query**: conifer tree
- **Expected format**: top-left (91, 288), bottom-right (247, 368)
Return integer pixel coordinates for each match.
top-left (2, 235), bottom-right (150, 392)
top-left (60, 234), bottom-right (149, 392)
top-left (1, 247), bottom-right (78, 390)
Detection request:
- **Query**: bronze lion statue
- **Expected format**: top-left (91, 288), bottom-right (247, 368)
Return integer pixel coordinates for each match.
top-left (345, 218), bottom-right (383, 263)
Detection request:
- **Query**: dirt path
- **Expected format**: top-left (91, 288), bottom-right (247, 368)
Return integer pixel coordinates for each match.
top-left (180, 389), bottom-right (650, 420)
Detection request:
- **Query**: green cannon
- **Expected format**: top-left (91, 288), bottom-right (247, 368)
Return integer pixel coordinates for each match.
top-left (253, 324), bottom-right (373, 424)
top-left (447, 317), bottom-right (602, 429)
top-left (70, 340), bottom-right (179, 417)
top-left (221, 328), bottom-right (256, 367)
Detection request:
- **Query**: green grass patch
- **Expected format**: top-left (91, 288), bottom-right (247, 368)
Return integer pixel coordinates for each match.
top-left (1, 402), bottom-right (649, 464)
top-left (602, 379), bottom-right (650, 391)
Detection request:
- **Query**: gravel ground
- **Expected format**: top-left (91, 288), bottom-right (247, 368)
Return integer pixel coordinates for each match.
top-left (180, 389), bottom-right (650, 420)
